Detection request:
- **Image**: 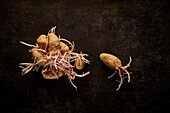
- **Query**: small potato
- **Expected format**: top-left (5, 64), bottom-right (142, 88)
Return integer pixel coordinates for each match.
top-left (48, 33), bottom-right (60, 55)
top-left (36, 34), bottom-right (47, 49)
top-left (100, 53), bottom-right (122, 69)
top-left (31, 49), bottom-right (46, 65)
top-left (42, 69), bottom-right (64, 79)
top-left (60, 42), bottom-right (69, 53)
top-left (42, 71), bottom-right (58, 79)
top-left (75, 59), bottom-right (85, 70)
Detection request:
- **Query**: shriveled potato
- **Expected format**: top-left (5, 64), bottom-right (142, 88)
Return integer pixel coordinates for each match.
top-left (48, 33), bottom-right (60, 55)
top-left (100, 53), bottom-right (122, 69)
top-left (31, 49), bottom-right (46, 65)
top-left (75, 59), bottom-right (85, 70)
top-left (60, 42), bottom-right (69, 53)
top-left (36, 34), bottom-right (47, 49)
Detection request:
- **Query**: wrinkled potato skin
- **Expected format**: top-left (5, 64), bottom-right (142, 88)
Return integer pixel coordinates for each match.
top-left (31, 49), bottom-right (46, 65)
top-left (100, 53), bottom-right (122, 69)
top-left (48, 33), bottom-right (60, 55)
top-left (75, 59), bottom-right (85, 70)
top-left (36, 34), bottom-right (47, 49)
top-left (60, 42), bottom-right (69, 53)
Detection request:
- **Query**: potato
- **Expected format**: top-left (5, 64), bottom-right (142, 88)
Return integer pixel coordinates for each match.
top-left (100, 53), bottom-right (122, 69)
top-left (75, 59), bottom-right (85, 70)
top-left (42, 69), bottom-right (64, 79)
top-left (42, 71), bottom-right (58, 79)
top-left (48, 33), bottom-right (60, 55)
top-left (31, 49), bottom-right (46, 65)
top-left (60, 42), bottom-right (69, 53)
top-left (100, 53), bottom-right (132, 91)
top-left (36, 34), bottom-right (47, 49)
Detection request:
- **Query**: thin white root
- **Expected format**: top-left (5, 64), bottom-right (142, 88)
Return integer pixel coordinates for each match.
top-left (116, 76), bottom-right (123, 91)
top-left (70, 79), bottom-right (77, 91)
top-left (48, 26), bottom-right (56, 34)
top-left (108, 71), bottom-right (117, 79)
top-left (122, 56), bottom-right (132, 69)
top-left (124, 69), bottom-right (130, 83)
top-left (116, 69), bottom-right (123, 91)
top-left (115, 76), bottom-right (127, 82)
top-left (19, 41), bottom-right (37, 48)
top-left (129, 56), bottom-right (132, 65)
top-left (19, 66), bottom-right (24, 68)
top-left (75, 71), bottom-right (90, 77)
top-left (21, 65), bottom-right (34, 75)
top-left (19, 63), bottom-right (32, 65)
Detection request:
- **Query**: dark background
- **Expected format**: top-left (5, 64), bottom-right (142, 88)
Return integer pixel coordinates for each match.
top-left (0, 0), bottom-right (169, 113)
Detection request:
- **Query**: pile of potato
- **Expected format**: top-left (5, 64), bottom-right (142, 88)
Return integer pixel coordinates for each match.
top-left (31, 33), bottom-right (85, 79)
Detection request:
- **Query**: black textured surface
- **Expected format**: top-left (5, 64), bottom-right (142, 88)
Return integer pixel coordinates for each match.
top-left (0, 0), bottom-right (169, 113)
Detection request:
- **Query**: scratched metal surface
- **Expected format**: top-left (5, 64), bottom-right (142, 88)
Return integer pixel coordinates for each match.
top-left (0, 0), bottom-right (169, 113)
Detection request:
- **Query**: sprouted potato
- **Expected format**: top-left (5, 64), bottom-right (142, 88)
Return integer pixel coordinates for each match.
top-left (100, 53), bottom-right (132, 91)
top-left (75, 58), bottom-right (85, 70)
top-left (19, 26), bottom-right (90, 90)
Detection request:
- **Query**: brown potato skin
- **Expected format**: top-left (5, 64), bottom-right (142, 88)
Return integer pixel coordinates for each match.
top-left (42, 71), bottom-right (58, 79)
top-left (60, 42), bottom-right (69, 53)
top-left (36, 34), bottom-right (47, 49)
top-left (31, 49), bottom-right (46, 65)
top-left (100, 53), bottom-right (122, 69)
top-left (48, 33), bottom-right (60, 55)
top-left (42, 69), bottom-right (64, 79)
top-left (75, 59), bottom-right (85, 70)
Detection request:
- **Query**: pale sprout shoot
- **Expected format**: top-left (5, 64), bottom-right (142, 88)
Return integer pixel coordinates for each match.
top-left (19, 26), bottom-right (90, 90)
